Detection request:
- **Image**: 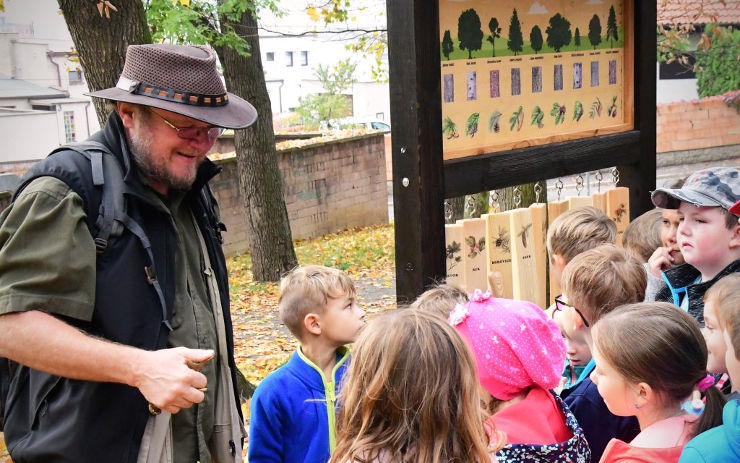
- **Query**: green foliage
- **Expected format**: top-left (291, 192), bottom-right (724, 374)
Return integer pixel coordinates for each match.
top-left (442, 30), bottom-right (454, 59)
top-left (488, 110), bottom-right (502, 133)
top-left (530, 25), bottom-right (543, 54)
top-left (575, 27), bottom-right (581, 47)
top-left (145, 0), bottom-right (270, 56)
top-left (509, 105), bottom-right (523, 131)
top-left (606, 5), bottom-right (619, 47)
top-left (295, 59), bottom-right (357, 128)
top-left (466, 112), bottom-right (480, 137)
top-left (531, 105), bottom-right (544, 128)
top-left (507, 9), bottom-right (524, 55)
top-left (487, 17), bottom-right (501, 57)
top-left (573, 101), bottom-right (584, 121)
top-left (551, 102), bottom-right (566, 124)
top-left (588, 14), bottom-right (602, 50)
top-left (546, 13), bottom-right (572, 52)
top-left (589, 97), bottom-right (602, 118)
top-left (695, 25), bottom-right (740, 97)
top-left (458, 9), bottom-right (484, 59)
top-left (443, 116), bottom-right (460, 139)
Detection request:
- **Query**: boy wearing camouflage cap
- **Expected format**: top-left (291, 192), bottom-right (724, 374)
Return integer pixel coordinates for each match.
top-left (651, 167), bottom-right (739, 326)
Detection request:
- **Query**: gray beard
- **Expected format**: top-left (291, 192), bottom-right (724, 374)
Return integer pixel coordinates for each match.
top-left (126, 125), bottom-right (198, 193)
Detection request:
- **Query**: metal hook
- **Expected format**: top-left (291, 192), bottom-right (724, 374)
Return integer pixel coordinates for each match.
top-left (514, 186), bottom-right (522, 208)
top-left (534, 181), bottom-right (543, 203)
top-left (595, 170), bottom-right (603, 193)
top-left (444, 199), bottom-right (453, 222)
top-left (575, 174), bottom-right (585, 196)
top-left (489, 190), bottom-right (501, 213)
top-left (465, 195), bottom-right (478, 217)
top-left (611, 167), bottom-right (620, 186)
top-left (555, 178), bottom-right (564, 201)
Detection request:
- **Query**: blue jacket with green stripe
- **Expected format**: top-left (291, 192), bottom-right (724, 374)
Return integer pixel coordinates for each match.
top-left (248, 347), bottom-right (350, 463)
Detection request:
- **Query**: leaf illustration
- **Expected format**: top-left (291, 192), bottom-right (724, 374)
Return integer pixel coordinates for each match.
top-left (489, 110), bottom-right (502, 133)
top-left (509, 106), bottom-right (524, 131)
top-left (531, 105), bottom-right (544, 128)
top-left (573, 101), bottom-right (584, 121)
top-left (466, 112), bottom-right (480, 137)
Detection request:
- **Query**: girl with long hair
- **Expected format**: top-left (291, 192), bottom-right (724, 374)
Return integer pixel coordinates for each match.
top-left (329, 309), bottom-right (501, 463)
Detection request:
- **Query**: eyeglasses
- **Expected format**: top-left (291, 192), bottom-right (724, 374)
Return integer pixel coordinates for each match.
top-left (553, 295), bottom-right (590, 327)
top-left (148, 109), bottom-right (224, 142)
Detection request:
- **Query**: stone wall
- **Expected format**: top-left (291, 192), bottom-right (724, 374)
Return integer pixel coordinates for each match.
top-left (657, 97), bottom-right (740, 153)
top-left (211, 133), bottom-right (388, 256)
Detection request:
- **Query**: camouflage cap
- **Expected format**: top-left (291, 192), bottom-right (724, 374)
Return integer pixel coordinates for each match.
top-left (651, 167), bottom-right (739, 213)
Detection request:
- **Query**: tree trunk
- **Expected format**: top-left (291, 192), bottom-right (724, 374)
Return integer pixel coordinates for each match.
top-left (217, 3), bottom-right (298, 281)
top-left (57, 0), bottom-right (151, 126)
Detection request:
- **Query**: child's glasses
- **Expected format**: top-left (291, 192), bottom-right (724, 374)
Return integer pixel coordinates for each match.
top-left (553, 295), bottom-right (591, 327)
top-left (149, 108), bottom-right (224, 142)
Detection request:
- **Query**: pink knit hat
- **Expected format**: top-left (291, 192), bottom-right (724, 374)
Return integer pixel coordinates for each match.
top-left (449, 290), bottom-right (566, 401)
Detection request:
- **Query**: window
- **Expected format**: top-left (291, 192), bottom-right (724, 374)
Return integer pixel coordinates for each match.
top-left (285, 51), bottom-right (294, 67)
top-left (68, 69), bottom-right (82, 85)
top-left (64, 111), bottom-right (76, 143)
top-left (266, 52), bottom-right (274, 62)
top-left (300, 51), bottom-right (308, 66)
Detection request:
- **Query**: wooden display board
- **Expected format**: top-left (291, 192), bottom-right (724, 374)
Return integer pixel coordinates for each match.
top-left (387, 0), bottom-right (655, 303)
top-left (439, 0), bottom-right (633, 160)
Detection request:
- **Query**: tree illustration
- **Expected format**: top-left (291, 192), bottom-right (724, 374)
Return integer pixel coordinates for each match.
top-left (530, 25), bottom-right (543, 54)
top-left (458, 9), bottom-right (484, 59)
top-left (487, 17), bottom-right (502, 57)
top-left (588, 14), bottom-right (602, 50)
top-left (607, 5), bottom-right (619, 47)
top-left (442, 30), bottom-right (454, 59)
top-left (507, 9), bottom-right (524, 56)
top-left (575, 27), bottom-right (581, 47)
top-left (545, 13), bottom-right (572, 53)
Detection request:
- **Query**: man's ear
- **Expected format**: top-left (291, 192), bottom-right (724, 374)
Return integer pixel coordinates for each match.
top-left (303, 313), bottom-right (321, 336)
top-left (552, 253), bottom-right (566, 271)
top-left (117, 101), bottom-right (138, 130)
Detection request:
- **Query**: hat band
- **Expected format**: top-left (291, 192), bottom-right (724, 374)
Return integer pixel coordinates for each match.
top-left (116, 76), bottom-right (229, 107)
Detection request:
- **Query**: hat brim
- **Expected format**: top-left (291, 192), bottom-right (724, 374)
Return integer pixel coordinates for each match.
top-left (86, 87), bottom-right (257, 129)
top-left (651, 188), bottom-right (725, 209)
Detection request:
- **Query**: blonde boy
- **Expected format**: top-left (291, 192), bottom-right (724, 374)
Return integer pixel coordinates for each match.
top-left (249, 265), bottom-right (365, 463)
top-left (680, 273), bottom-right (740, 461)
top-left (651, 167), bottom-right (740, 326)
top-left (546, 206), bottom-right (617, 290)
top-left (558, 244), bottom-right (646, 462)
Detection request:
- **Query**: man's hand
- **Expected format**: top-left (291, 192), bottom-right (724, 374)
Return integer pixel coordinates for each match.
top-left (648, 246), bottom-right (674, 277)
top-left (131, 347), bottom-right (214, 415)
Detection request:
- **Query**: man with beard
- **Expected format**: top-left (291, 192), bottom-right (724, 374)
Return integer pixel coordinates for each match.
top-left (0, 44), bottom-right (256, 463)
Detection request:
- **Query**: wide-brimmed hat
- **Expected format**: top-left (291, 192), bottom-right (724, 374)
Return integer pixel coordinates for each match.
top-left (651, 167), bottom-right (739, 212)
top-left (87, 44), bottom-right (257, 129)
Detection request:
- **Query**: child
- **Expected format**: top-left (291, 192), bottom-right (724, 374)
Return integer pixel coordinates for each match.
top-left (646, 208), bottom-right (685, 301)
top-left (702, 274), bottom-right (737, 378)
top-left (450, 291), bottom-right (590, 462)
top-left (680, 274), bottom-right (740, 462)
top-left (561, 329), bottom-right (593, 390)
top-left (330, 309), bottom-right (499, 463)
top-left (546, 206), bottom-right (617, 290)
top-left (408, 281), bottom-right (467, 318)
top-left (592, 302), bottom-right (725, 462)
top-left (558, 244), bottom-right (646, 461)
top-left (623, 208), bottom-right (664, 263)
top-left (651, 167), bottom-right (740, 325)
top-left (249, 265), bottom-right (366, 463)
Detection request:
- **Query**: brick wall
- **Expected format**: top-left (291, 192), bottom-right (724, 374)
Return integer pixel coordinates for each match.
top-left (657, 96), bottom-right (740, 153)
top-left (212, 133), bottom-right (389, 256)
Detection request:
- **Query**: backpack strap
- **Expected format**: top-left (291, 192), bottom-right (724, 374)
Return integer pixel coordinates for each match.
top-left (50, 141), bottom-right (126, 254)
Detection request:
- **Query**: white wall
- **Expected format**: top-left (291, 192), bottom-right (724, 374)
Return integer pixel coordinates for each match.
top-left (656, 63), bottom-right (699, 103)
top-left (0, 111), bottom-right (60, 162)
